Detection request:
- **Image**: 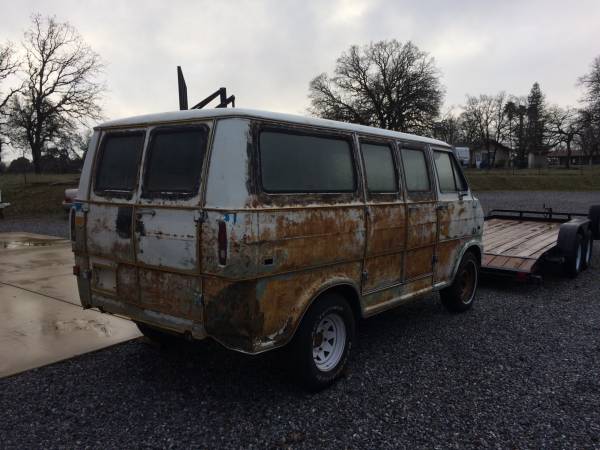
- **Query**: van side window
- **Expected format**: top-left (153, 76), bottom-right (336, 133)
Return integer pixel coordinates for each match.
top-left (143, 126), bottom-right (208, 196)
top-left (434, 151), bottom-right (456, 192)
top-left (259, 131), bottom-right (355, 193)
top-left (95, 132), bottom-right (145, 193)
top-left (434, 150), bottom-right (468, 192)
top-left (361, 142), bottom-right (397, 193)
top-left (401, 148), bottom-right (430, 191)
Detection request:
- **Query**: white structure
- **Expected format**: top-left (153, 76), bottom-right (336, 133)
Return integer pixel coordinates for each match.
top-left (453, 147), bottom-right (470, 166)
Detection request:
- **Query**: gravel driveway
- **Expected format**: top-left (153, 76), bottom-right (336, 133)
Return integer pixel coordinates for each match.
top-left (1, 192), bottom-right (600, 448)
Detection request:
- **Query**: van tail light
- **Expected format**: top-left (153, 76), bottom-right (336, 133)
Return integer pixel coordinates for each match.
top-left (218, 220), bottom-right (227, 265)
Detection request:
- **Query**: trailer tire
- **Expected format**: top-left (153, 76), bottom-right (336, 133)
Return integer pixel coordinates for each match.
top-left (440, 251), bottom-right (479, 313)
top-left (582, 229), bottom-right (593, 270)
top-left (589, 205), bottom-right (600, 240)
top-left (289, 293), bottom-right (355, 392)
top-left (563, 232), bottom-right (584, 278)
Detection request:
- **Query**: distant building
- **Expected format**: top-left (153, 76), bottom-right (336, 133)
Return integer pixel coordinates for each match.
top-left (528, 152), bottom-right (547, 169)
top-left (472, 140), bottom-right (512, 168)
top-left (547, 149), bottom-right (600, 166)
top-left (453, 147), bottom-right (470, 166)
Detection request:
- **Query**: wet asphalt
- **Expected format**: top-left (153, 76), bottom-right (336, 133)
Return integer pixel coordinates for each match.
top-left (1, 191), bottom-right (599, 449)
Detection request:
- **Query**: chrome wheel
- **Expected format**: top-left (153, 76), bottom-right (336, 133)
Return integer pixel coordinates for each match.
top-left (459, 260), bottom-right (477, 305)
top-left (576, 241), bottom-right (583, 271)
top-left (312, 312), bottom-right (346, 372)
top-left (585, 239), bottom-right (592, 265)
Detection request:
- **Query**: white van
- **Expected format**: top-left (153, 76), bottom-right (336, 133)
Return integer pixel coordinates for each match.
top-left (71, 108), bottom-right (484, 390)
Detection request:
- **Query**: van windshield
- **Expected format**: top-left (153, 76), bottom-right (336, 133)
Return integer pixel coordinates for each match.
top-left (143, 126), bottom-right (209, 197)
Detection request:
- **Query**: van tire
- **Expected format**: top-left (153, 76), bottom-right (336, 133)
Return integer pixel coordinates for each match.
top-left (136, 322), bottom-right (182, 347)
top-left (440, 251), bottom-right (479, 313)
top-left (582, 229), bottom-right (593, 271)
top-left (563, 232), bottom-right (584, 278)
top-left (289, 293), bottom-right (355, 391)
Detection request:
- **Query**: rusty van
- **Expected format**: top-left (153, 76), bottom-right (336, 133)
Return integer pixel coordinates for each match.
top-left (71, 108), bottom-right (484, 389)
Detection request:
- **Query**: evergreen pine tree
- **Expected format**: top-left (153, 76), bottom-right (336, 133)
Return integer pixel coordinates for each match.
top-left (526, 82), bottom-right (546, 156)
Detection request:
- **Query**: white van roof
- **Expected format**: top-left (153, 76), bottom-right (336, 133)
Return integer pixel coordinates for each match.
top-left (97, 108), bottom-right (450, 147)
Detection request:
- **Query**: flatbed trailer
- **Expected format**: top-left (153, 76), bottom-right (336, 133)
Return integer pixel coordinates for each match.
top-left (482, 206), bottom-right (600, 280)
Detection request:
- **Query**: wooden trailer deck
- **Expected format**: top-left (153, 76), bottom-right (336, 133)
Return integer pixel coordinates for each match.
top-left (482, 218), bottom-right (562, 273)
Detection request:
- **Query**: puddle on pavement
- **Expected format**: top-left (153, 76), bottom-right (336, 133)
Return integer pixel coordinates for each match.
top-left (1, 238), bottom-right (66, 249)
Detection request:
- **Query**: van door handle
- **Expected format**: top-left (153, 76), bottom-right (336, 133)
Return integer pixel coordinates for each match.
top-left (136, 209), bottom-right (155, 218)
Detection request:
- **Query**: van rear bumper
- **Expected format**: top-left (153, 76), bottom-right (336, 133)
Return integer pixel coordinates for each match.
top-left (90, 294), bottom-right (207, 340)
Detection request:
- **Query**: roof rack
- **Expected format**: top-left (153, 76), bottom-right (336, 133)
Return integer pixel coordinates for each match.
top-left (177, 66), bottom-right (235, 111)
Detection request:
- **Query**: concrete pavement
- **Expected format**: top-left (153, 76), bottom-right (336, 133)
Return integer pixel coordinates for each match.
top-left (0, 232), bottom-right (140, 377)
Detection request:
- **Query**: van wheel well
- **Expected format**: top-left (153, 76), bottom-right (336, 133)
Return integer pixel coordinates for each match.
top-left (466, 245), bottom-right (481, 266)
top-left (315, 284), bottom-right (362, 322)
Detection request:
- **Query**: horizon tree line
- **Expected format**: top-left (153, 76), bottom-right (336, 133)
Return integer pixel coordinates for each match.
top-left (310, 40), bottom-right (600, 169)
top-left (1, 23), bottom-right (599, 173)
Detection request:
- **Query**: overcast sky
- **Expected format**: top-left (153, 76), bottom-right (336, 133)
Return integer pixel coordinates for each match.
top-left (1, 0), bottom-right (600, 128)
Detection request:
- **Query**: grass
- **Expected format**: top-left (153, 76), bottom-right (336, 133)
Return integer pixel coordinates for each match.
top-left (465, 166), bottom-right (600, 191)
top-left (0, 173), bottom-right (79, 218)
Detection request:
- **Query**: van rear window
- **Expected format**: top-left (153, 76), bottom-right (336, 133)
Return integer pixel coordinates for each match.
top-left (259, 131), bottom-right (355, 193)
top-left (95, 132), bottom-right (145, 193)
top-left (143, 126), bottom-right (208, 196)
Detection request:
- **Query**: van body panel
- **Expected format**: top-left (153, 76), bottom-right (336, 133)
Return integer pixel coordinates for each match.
top-left (135, 208), bottom-right (199, 272)
top-left (405, 202), bottom-right (437, 280)
top-left (256, 205), bottom-right (365, 275)
top-left (87, 204), bottom-right (135, 262)
top-left (203, 263), bottom-right (362, 353)
top-left (201, 210), bottom-right (258, 278)
top-left (72, 108), bottom-right (485, 355)
top-left (205, 119), bottom-right (253, 209)
top-left (362, 202), bottom-right (406, 292)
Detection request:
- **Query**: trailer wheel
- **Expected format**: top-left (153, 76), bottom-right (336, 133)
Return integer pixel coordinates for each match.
top-left (440, 252), bottom-right (479, 313)
top-left (582, 229), bottom-right (594, 270)
top-left (563, 233), bottom-right (584, 278)
top-left (289, 293), bottom-right (355, 391)
top-left (589, 205), bottom-right (600, 240)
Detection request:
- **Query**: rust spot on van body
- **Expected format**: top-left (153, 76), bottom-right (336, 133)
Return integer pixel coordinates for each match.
top-left (203, 262), bottom-right (362, 353)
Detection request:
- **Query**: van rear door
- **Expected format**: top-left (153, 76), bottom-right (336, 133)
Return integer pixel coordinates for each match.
top-left (87, 130), bottom-right (145, 296)
top-left (132, 123), bottom-right (211, 322)
top-left (87, 123), bottom-right (211, 327)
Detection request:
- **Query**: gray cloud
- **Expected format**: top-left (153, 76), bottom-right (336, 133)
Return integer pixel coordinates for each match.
top-left (1, 0), bottom-right (599, 128)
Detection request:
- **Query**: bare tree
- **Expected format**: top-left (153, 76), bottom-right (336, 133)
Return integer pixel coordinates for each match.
top-left (578, 55), bottom-right (600, 116)
top-left (432, 108), bottom-right (462, 144)
top-left (308, 40), bottom-right (444, 134)
top-left (462, 92), bottom-right (509, 168)
top-left (8, 14), bottom-right (104, 173)
top-left (546, 106), bottom-right (584, 168)
top-left (0, 41), bottom-right (22, 167)
top-left (577, 56), bottom-right (600, 165)
top-left (576, 108), bottom-right (600, 165)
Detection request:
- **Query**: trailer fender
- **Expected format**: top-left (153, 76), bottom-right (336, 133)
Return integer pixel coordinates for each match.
top-left (557, 220), bottom-right (587, 256)
top-left (589, 205), bottom-right (600, 240)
